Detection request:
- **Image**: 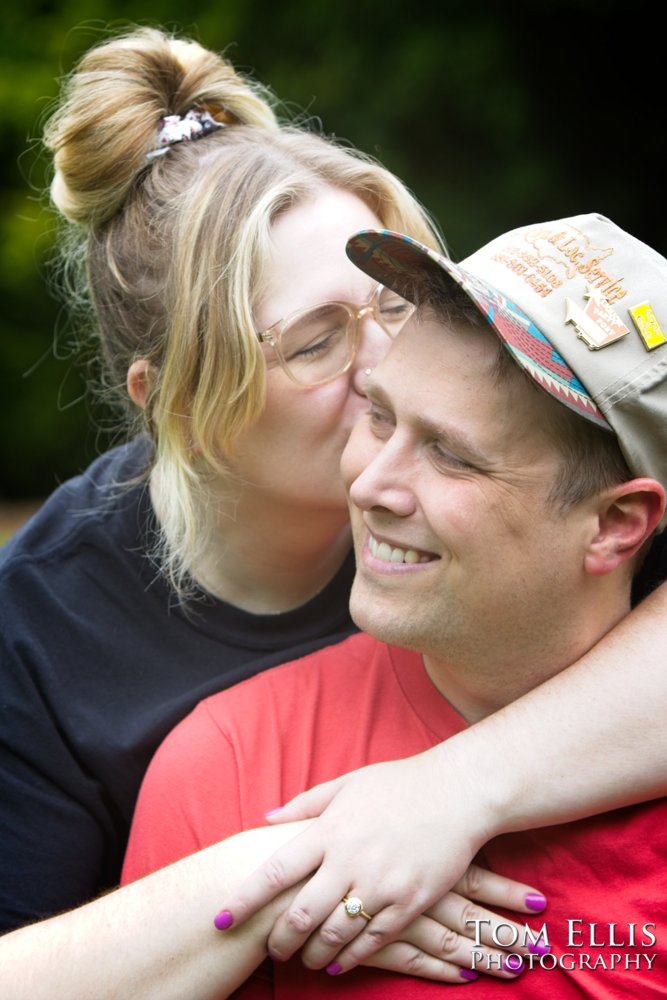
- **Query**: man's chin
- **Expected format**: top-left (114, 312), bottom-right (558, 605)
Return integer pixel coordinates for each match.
top-left (349, 586), bottom-right (408, 646)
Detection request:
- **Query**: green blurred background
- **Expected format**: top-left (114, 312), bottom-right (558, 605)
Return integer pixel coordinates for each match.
top-left (1, 0), bottom-right (663, 503)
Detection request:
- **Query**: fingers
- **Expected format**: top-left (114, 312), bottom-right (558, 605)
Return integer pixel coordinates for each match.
top-left (265, 874), bottom-right (405, 961)
top-left (214, 831), bottom-right (323, 930)
top-left (453, 863), bottom-right (547, 913)
top-left (265, 778), bottom-right (343, 824)
top-left (300, 890), bottom-right (549, 975)
top-left (297, 896), bottom-right (410, 969)
top-left (358, 917), bottom-right (531, 983)
top-left (356, 939), bottom-right (487, 984)
top-left (426, 892), bottom-right (548, 961)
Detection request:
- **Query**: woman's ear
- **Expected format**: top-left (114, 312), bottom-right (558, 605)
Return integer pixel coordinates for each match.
top-left (584, 478), bottom-right (666, 576)
top-left (127, 359), bottom-right (153, 410)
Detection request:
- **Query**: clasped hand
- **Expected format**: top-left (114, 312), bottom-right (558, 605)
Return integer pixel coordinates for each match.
top-left (214, 755), bottom-right (547, 983)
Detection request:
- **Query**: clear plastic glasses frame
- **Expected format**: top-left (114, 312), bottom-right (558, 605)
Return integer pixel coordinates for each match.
top-left (257, 284), bottom-right (416, 386)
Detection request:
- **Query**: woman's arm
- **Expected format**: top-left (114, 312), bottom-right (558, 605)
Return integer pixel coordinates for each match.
top-left (217, 581), bottom-right (667, 971)
top-left (0, 825), bottom-right (299, 1000)
top-left (0, 822), bottom-right (542, 997)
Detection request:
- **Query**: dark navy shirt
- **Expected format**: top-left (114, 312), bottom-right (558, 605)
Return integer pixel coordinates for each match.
top-left (0, 438), bottom-right (357, 930)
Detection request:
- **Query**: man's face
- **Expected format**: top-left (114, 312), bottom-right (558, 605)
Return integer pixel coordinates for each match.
top-left (341, 311), bottom-right (592, 680)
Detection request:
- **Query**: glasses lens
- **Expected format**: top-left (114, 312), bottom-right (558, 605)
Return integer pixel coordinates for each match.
top-left (375, 287), bottom-right (415, 336)
top-left (279, 304), bottom-right (355, 385)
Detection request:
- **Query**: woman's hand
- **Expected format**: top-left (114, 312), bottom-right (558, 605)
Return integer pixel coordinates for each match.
top-left (213, 752), bottom-right (546, 972)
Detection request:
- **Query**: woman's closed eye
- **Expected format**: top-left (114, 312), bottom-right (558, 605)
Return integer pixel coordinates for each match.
top-left (285, 323), bottom-right (347, 361)
top-left (376, 288), bottom-right (415, 333)
top-left (290, 331), bottom-right (340, 360)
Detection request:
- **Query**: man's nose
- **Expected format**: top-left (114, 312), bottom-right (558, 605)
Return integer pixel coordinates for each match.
top-left (348, 439), bottom-right (417, 518)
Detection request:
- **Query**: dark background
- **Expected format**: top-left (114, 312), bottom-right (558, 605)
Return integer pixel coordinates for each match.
top-left (1, 0), bottom-right (663, 501)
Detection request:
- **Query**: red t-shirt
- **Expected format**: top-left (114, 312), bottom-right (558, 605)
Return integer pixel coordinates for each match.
top-left (123, 633), bottom-right (666, 997)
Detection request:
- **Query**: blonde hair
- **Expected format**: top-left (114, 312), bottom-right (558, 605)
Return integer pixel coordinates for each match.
top-left (44, 25), bottom-right (444, 597)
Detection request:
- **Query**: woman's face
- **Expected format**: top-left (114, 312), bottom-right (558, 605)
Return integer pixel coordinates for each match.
top-left (232, 187), bottom-right (389, 515)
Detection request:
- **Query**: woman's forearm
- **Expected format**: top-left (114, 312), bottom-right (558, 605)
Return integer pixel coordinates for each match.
top-left (0, 824), bottom-right (305, 1000)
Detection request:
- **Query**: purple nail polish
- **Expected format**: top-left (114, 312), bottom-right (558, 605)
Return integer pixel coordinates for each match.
top-left (503, 955), bottom-right (525, 975)
top-left (528, 940), bottom-right (551, 956)
top-left (214, 910), bottom-right (234, 930)
top-left (264, 808), bottom-right (282, 818)
top-left (459, 968), bottom-right (479, 981)
top-left (524, 892), bottom-right (547, 911)
top-left (326, 962), bottom-right (342, 976)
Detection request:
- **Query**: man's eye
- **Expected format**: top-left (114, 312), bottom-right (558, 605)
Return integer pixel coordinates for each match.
top-left (367, 405), bottom-right (394, 433)
top-left (430, 443), bottom-right (470, 470)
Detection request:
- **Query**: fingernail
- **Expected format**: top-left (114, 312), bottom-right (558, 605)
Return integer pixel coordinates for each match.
top-left (213, 910), bottom-right (234, 930)
top-left (268, 951), bottom-right (284, 962)
top-left (326, 962), bottom-right (343, 976)
top-left (503, 955), bottom-right (525, 976)
top-left (528, 940), bottom-right (551, 956)
top-left (524, 892), bottom-right (547, 911)
top-left (459, 968), bottom-right (479, 981)
top-left (264, 808), bottom-right (282, 818)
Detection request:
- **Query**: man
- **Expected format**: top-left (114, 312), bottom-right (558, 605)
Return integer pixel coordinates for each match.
top-left (123, 213), bottom-right (667, 996)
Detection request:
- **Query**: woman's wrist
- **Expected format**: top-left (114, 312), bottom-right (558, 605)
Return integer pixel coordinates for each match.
top-left (425, 719), bottom-right (536, 843)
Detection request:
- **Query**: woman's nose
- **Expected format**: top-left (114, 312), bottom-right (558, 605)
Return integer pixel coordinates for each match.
top-left (351, 318), bottom-right (391, 393)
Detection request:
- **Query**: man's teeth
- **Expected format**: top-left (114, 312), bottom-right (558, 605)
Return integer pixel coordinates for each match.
top-left (369, 535), bottom-right (430, 564)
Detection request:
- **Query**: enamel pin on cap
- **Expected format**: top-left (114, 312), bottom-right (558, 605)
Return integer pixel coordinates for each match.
top-left (628, 301), bottom-right (667, 351)
top-left (565, 285), bottom-right (630, 350)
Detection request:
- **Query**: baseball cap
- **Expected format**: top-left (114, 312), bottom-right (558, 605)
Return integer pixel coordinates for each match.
top-left (346, 214), bottom-right (667, 504)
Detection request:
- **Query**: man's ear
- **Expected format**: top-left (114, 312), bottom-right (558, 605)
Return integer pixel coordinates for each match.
top-left (584, 478), bottom-right (666, 576)
top-left (127, 359), bottom-right (153, 410)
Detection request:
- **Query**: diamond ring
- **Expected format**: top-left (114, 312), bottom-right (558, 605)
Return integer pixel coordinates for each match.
top-left (342, 895), bottom-right (372, 920)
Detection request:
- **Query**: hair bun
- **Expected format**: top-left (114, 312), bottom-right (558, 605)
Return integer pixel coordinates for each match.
top-left (44, 26), bottom-right (278, 227)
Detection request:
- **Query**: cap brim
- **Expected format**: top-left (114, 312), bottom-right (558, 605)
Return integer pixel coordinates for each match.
top-left (347, 230), bottom-right (609, 429)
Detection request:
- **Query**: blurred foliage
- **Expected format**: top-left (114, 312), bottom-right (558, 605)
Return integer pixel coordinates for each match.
top-left (1, 0), bottom-right (664, 498)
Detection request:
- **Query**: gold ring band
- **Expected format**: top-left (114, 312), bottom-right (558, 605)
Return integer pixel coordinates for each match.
top-left (342, 895), bottom-right (372, 920)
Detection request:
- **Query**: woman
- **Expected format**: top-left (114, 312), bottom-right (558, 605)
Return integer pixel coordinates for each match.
top-left (1, 23), bottom-right (666, 998)
top-left (0, 22), bottom-right (442, 929)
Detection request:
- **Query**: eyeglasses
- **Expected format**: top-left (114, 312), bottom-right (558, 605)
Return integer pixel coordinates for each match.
top-left (257, 284), bottom-right (416, 386)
